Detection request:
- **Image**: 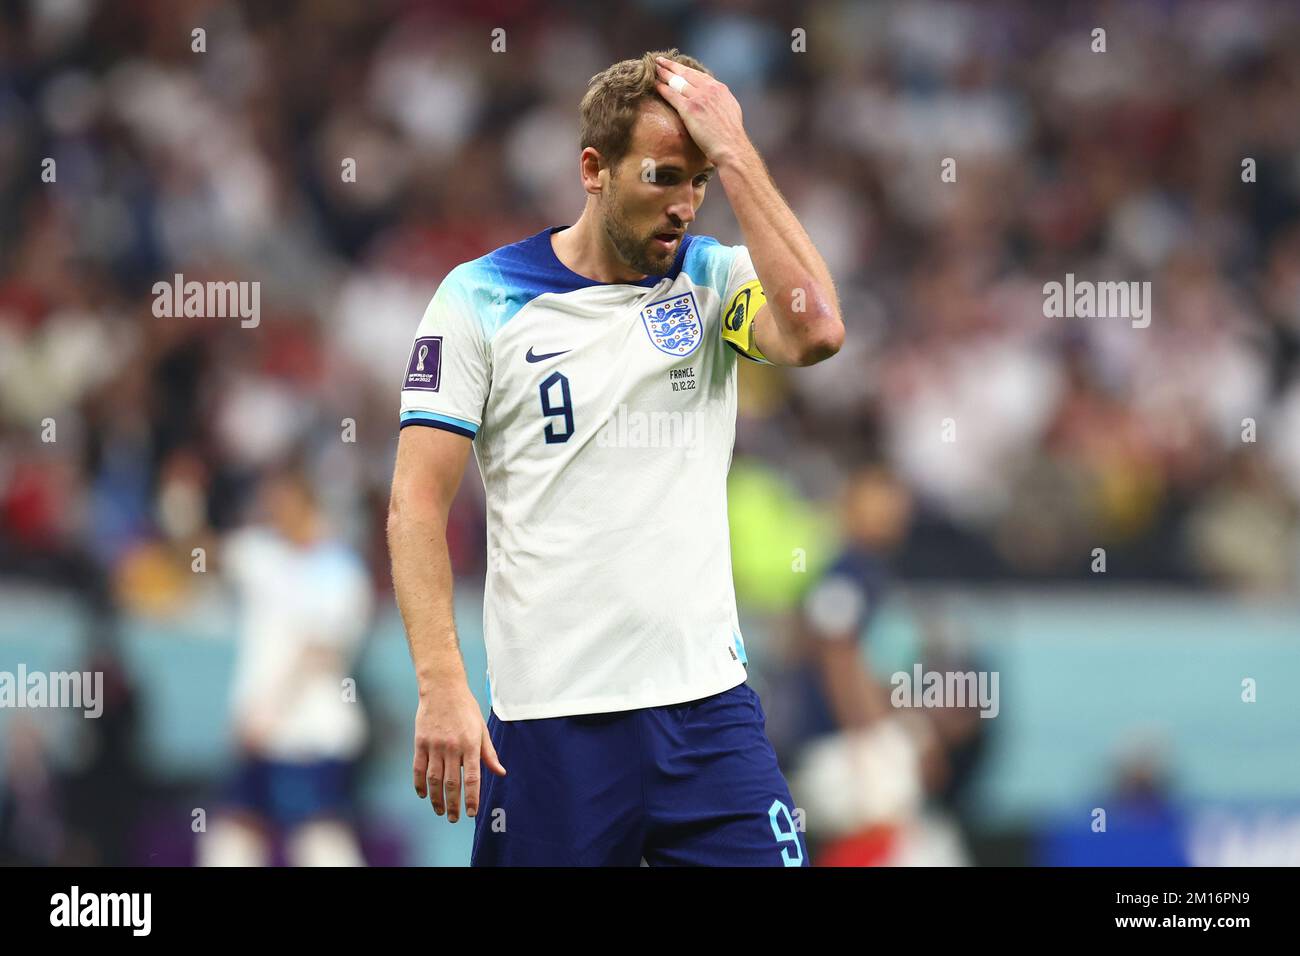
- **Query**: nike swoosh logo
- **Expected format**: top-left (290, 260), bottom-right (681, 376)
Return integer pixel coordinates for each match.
top-left (525, 347), bottom-right (572, 363)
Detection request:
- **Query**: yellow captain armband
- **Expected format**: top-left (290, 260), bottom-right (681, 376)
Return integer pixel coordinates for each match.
top-left (721, 280), bottom-right (769, 363)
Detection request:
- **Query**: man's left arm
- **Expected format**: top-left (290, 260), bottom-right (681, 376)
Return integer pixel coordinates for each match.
top-left (656, 57), bottom-right (844, 367)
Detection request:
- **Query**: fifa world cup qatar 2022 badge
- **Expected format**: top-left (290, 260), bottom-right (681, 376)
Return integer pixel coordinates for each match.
top-left (641, 291), bottom-right (702, 357)
top-left (404, 336), bottom-right (443, 391)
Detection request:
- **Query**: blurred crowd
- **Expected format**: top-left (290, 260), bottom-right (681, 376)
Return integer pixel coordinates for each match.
top-left (3, 0), bottom-right (1299, 610)
top-left (1, 0), bottom-right (1299, 864)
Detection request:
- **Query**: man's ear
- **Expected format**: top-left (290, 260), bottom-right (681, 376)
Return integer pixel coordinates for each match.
top-left (580, 147), bottom-right (606, 195)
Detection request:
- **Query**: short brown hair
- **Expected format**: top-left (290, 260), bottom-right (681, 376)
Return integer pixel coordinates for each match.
top-left (579, 49), bottom-right (713, 168)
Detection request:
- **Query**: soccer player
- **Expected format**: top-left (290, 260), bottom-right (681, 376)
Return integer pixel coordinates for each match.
top-left (199, 464), bottom-right (373, 867)
top-left (388, 50), bottom-right (844, 866)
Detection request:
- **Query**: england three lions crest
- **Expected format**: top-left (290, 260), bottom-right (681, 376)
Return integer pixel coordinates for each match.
top-left (641, 291), bottom-right (702, 357)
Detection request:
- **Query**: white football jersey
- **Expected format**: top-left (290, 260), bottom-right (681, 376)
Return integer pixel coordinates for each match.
top-left (399, 226), bottom-right (770, 720)
top-left (224, 527), bottom-right (372, 760)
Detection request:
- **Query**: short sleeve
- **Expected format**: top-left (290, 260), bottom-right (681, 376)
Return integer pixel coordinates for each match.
top-left (804, 574), bottom-right (868, 640)
top-left (719, 245), bottom-right (771, 365)
top-left (399, 265), bottom-right (490, 439)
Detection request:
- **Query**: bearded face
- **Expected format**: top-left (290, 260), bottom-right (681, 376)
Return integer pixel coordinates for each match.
top-left (597, 102), bottom-right (713, 277)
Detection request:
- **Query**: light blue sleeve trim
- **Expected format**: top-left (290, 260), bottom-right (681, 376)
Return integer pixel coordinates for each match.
top-left (400, 409), bottom-right (480, 436)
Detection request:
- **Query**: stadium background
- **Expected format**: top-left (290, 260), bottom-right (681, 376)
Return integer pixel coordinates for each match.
top-left (1, 0), bottom-right (1298, 866)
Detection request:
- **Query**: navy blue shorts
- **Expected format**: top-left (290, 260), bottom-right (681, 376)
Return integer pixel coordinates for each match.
top-left (471, 681), bottom-right (809, 866)
top-left (224, 757), bottom-right (353, 830)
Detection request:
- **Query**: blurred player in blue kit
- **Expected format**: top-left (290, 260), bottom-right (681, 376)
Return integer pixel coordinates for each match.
top-left (388, 50), bottom-right (844, 865)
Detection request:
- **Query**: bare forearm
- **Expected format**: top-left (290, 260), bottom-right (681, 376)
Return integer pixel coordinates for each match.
top-left (818, 640), bottom-right (888, 731)
top-left (716, 145), bottom-right (843, 363)
top-left (388, 506), bottom-right (467, 696)
top-left (650, 56), bottom-right (841, 364)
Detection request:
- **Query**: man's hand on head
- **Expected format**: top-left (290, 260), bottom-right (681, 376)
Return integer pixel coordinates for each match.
top-left (654, 56), bottom-right (756, 170)
top-left (652, 56), bottom-right (844, 367)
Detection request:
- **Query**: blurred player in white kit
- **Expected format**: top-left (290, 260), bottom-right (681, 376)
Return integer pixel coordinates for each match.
top-left (198, 463), bottom-right (373, 867)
